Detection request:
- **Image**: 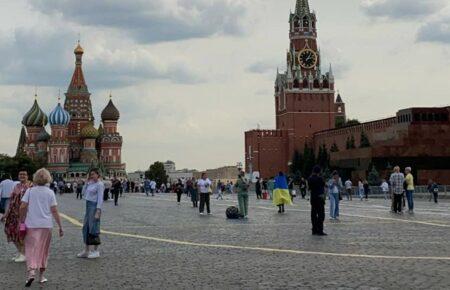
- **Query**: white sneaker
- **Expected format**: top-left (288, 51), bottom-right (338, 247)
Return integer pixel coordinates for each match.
top-left (199, 212), bottom-right (205, 215)
top-left (14, 254), bottom-right (26, 263)
top-left (11, 254), bottom-right (19, 261)
top-left (76, 251), bottom-right (89, 258)
top-left (87, 251), bottom-right (100, 259)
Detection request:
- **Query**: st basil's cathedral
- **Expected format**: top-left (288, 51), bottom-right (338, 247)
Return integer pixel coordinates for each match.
top-left (16, 42), bottom-right (126, 179)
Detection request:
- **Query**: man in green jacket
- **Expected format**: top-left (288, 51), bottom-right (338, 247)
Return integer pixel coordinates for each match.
top-left (235, 171), bottom-right (250, 219)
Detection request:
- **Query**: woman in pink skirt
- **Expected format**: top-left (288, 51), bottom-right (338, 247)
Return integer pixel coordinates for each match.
top-left (19, 168), bottom-right (63, 287)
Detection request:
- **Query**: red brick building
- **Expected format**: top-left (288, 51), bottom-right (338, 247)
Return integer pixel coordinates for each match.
top-left (245, 0), bottom-right (450, 184)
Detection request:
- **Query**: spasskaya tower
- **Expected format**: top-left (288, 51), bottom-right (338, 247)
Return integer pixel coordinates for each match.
top-left (245, 0), bottom-right (346, 178)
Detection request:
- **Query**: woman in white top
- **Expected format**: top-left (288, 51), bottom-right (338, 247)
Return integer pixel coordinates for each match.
top-left (77, 168), bottom-right (105, 259)
top-left (19, 168), bottom-right (63, 287)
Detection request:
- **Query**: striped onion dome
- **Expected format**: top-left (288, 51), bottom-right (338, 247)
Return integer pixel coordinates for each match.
top-left (49, 103), bottom-right (70, 126)
top-left (22, 99), bottom-right (48, 127)
top-left (81, 123), bottom-right (99, 139)
top-left (37, 128), bottom-right (50, 142)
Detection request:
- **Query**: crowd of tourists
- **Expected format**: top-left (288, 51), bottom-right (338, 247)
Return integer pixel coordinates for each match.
top-left (0, 162), bottom-right (444, 286)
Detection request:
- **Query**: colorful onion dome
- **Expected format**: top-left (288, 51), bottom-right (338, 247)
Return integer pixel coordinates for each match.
top-left (37, 128), bottom-right (50, 142)
top-left (22, 99), bottom-right (48, 127)
top-left (101, 99), bottom-right (120, 121)
top-left (81, 123), bottom-right (99, 139)
top-left (49, 103), bottom-right (70, 126)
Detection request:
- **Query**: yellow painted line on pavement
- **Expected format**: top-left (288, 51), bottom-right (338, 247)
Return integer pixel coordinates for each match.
top-left (59, 213), bottom-right (450, 261)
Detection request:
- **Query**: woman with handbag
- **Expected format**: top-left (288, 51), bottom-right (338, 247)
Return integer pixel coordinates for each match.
top-left (77, 168), bottom-right (105, 259)
top-left (1, 169), bottom-right (31, 263)
top-left (19, 168), bottom-right (63, 287)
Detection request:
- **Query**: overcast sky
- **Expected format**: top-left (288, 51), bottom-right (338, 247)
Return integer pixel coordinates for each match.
top-left (0, 0), bottom-right (449, 172)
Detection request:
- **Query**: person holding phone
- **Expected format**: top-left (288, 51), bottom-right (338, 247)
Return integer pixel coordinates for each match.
top-left (77, 168), bottom-right (104, 259)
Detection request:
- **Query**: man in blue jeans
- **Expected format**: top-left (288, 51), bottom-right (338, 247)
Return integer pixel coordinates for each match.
top-left (327, 171), bottom-right (343, 221)
top-left (404, 167), bottom-right (415, 213)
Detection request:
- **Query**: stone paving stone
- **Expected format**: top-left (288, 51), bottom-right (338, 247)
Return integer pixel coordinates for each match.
top-left (1, 192), bottom-right (449, 289)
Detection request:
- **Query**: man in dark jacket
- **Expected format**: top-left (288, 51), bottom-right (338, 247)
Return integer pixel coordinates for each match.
top-left (308, 166), bottom-right (327, 236)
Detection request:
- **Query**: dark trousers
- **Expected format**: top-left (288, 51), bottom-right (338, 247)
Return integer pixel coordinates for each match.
top-left (256, 191), bottom-right (262, 199)
top-left (311, 198), bottom-right (325, 234)
top-left (176, 191), bottom-right (182, 203)
top-left (199, 192), bottom-right (211, 213)
top-left (301, 188), bottom-right (307, 198)
top-left (393, 194), bottom-right (402, 213)
top-left (113, 190), bottom-right (120, 205)
top-left (103, 189), bottom-right (109, 201)
top-left (76, 190), bottom-right (83, 199)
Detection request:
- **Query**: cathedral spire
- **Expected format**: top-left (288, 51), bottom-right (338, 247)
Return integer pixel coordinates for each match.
top-left (68, 41), bottom-right (88, 93)
top-left (296, 0), bottom-right (310, 15)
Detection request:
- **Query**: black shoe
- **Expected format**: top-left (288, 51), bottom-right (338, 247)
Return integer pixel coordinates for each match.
top-left (317, 232), bottom-right (328, 236)
top-left (25, 278), bottom-right (34, 288)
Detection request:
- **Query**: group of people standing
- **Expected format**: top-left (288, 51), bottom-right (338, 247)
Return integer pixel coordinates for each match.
top-left (0, 168), bottom-right (106, 287)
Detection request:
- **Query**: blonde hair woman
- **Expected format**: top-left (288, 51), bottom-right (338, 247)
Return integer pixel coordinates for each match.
top-left (19, 168), bottom-right (63, 287)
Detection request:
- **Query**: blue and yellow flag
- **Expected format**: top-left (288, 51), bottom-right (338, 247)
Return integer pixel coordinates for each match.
top-left (272, 174), bottom-right (292, 206)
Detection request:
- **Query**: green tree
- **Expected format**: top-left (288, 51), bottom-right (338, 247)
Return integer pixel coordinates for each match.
top-left (145, 161), bottom-right (168, 186)
top-left (335, 116), bottom-right (346, 128)
top-left (360, 131), bottom-right (371, 148)
top-left (302, 144), bottom-right (315, 177)
top-left (316, 144), bottom-right (329, 169)
top-left (345, 119), bottom-right (361, 127)
top-left (330, 142), bottom-right (339, 152)
top-left (368, 165), bottom-right (380, 186)
top-left (346, 135), bottom-right (356, 150)
top-left (0, 153), bottom-right (42, 179)
top-left (289, 150), bottom-right (303, 182)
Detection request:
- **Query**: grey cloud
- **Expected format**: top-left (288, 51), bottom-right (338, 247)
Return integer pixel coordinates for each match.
top-left (247, 60), bottom-right (280, 74)
top-left (361, 0), bottom-right (445, 20)
top-left (28, 0), bottom-right (246, 43)
top-left (417, 12), bottom-right (450, 44)
top-left (0, 27), bottom-right (203, 89)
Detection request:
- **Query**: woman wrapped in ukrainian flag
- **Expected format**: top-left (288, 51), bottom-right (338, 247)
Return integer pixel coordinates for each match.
top-left (273, 172), bottom-right (292, 213)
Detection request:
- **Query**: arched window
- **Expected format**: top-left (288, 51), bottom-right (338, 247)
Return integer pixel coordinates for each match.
top-left (303, 16), bottom-right (309, 28)
top-left (302, 78), bottom-right (308, 88)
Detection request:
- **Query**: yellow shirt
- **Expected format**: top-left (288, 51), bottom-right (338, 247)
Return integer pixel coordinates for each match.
top-left (405, 173), bottom-right (414, 191)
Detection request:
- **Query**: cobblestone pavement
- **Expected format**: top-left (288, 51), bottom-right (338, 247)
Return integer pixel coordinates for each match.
top-left (1, 192), bottom-right (450, 289)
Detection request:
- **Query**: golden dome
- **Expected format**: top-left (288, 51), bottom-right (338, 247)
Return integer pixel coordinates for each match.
top-left (81, 123), bottom-right (99, 139)
top-left (74, 43), bottom-right (84, 54)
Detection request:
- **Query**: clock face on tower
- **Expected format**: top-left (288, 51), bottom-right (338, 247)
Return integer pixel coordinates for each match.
top-left (298, 49), bottom-right (318, 69)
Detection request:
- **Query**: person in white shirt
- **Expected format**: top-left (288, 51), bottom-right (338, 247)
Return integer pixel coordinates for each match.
top-left (150, 180), bottom-right (157, 196)
top-left (380, 179), bottom-right (389, 200)
top-left (358, 179), bottom-right (364, 200)
top-left (344, 179), bottom-right (353, 201)
top-left (197, 173), bottom-right (212, 215)
top-left (0, 176), bottom-right (16, 215)
top-left (20, 168), bottom-right (63, 287)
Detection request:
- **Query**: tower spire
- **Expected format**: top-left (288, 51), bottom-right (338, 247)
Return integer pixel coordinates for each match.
top-left (296, 0), bottom-right (310, 15)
